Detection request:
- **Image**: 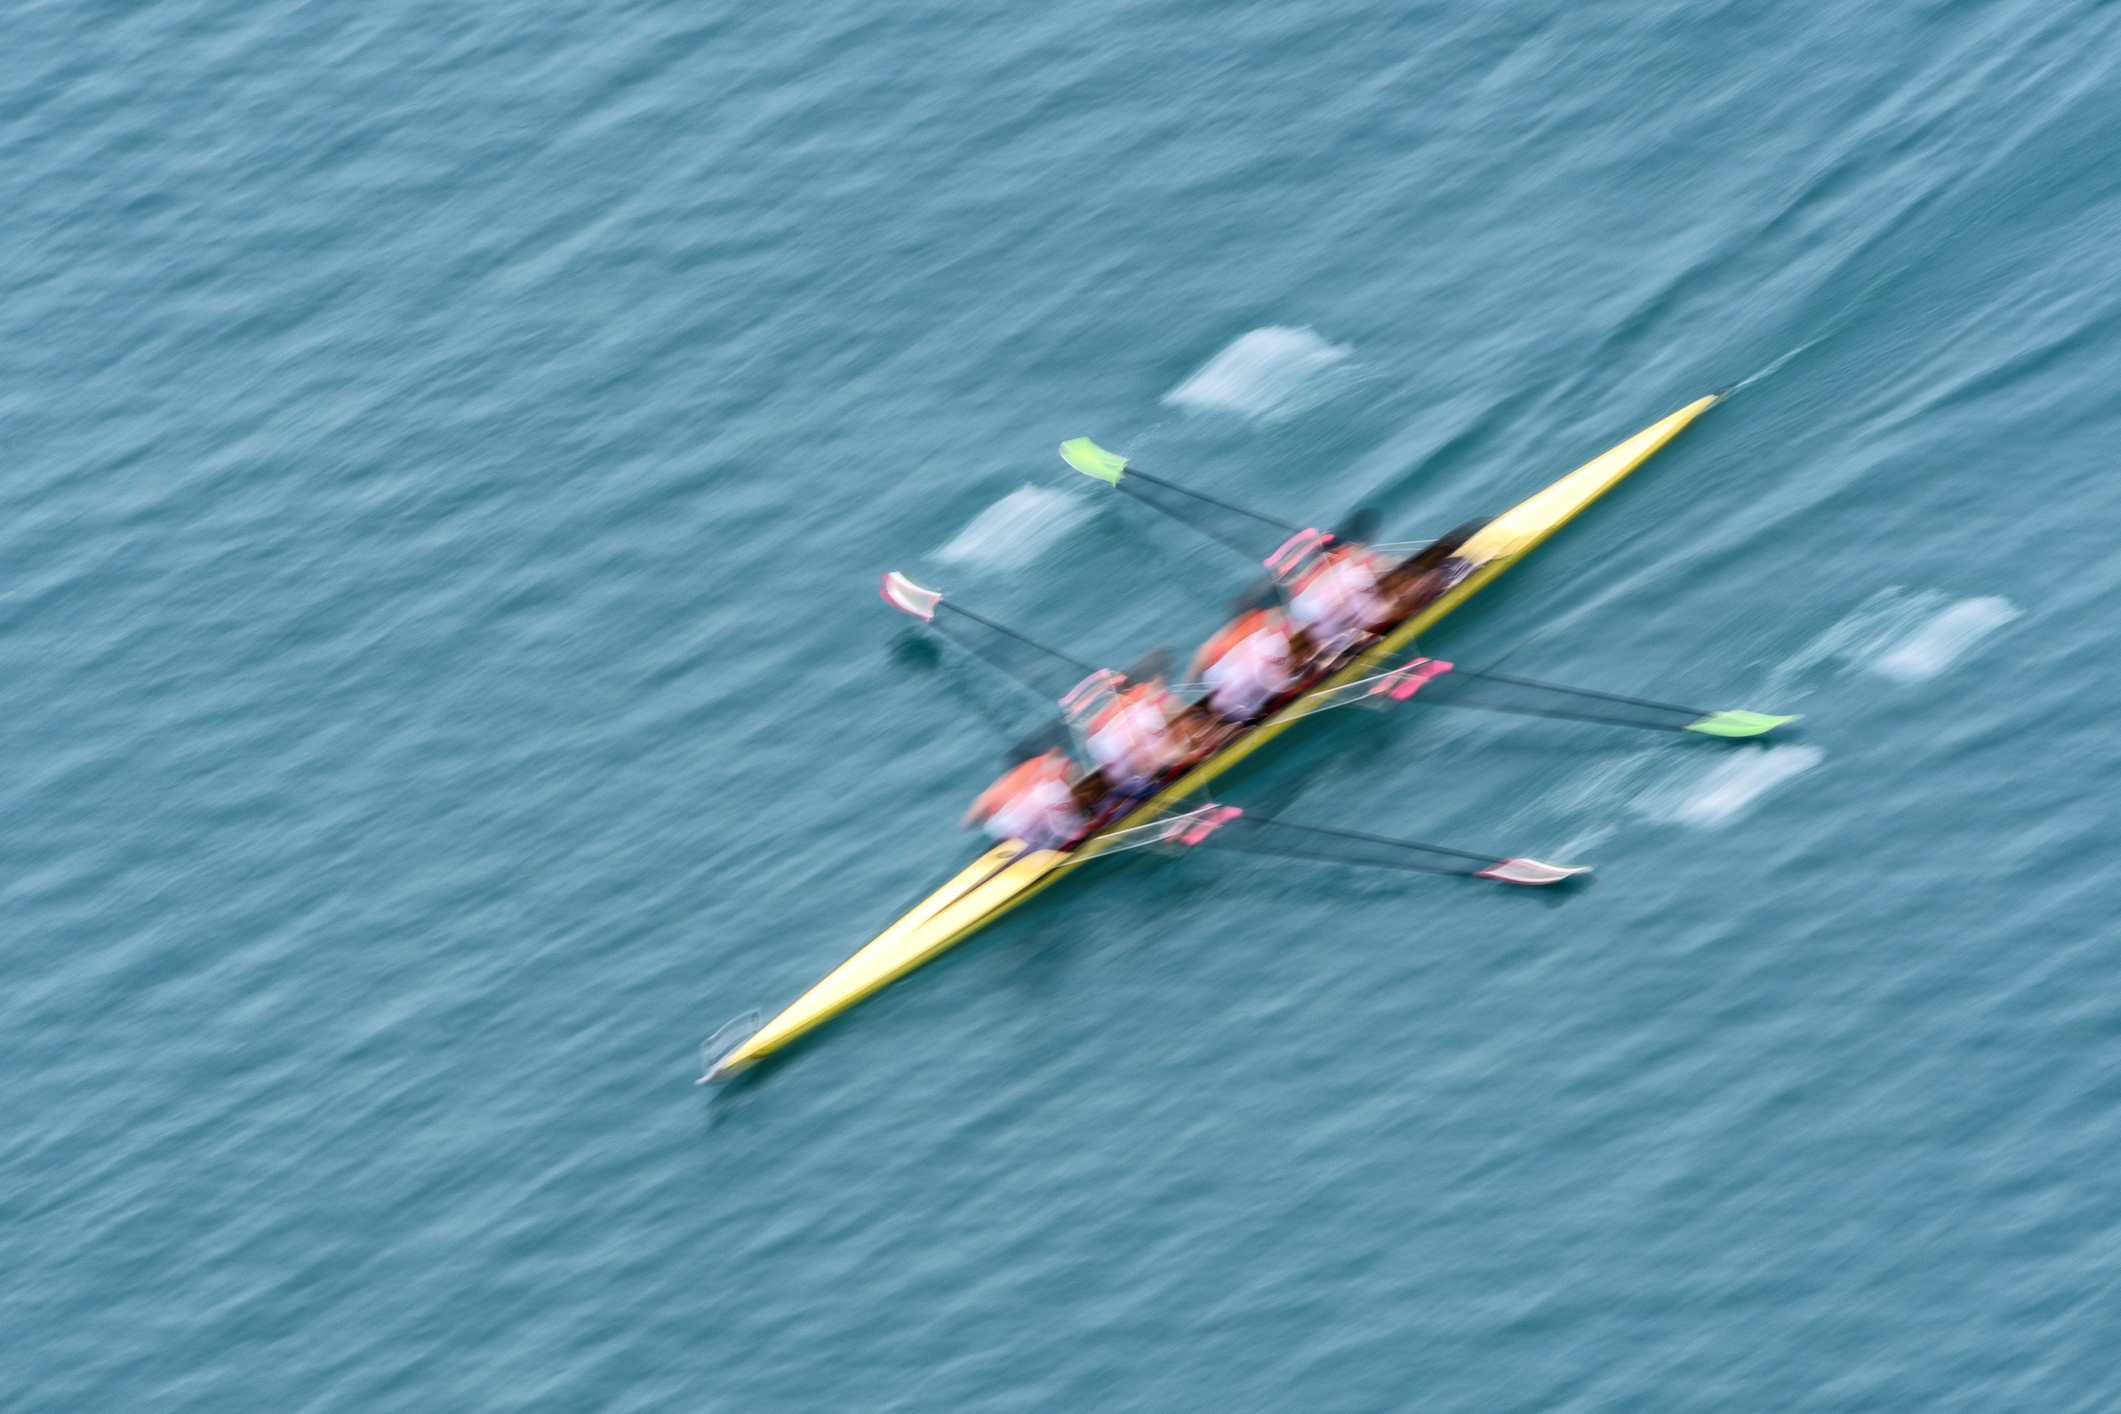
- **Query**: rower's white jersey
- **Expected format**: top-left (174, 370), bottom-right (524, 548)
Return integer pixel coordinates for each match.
top-left (1203, 625), bottom-right (1296, 719)
top-left (982, 777), bottom-right (1081, 850)
top-left (1087, 695), bottom-right (1176, 789)
top-left (1289, 554), bottom-right (1382, 645)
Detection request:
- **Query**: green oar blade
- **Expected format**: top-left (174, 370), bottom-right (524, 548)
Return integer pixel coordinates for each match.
top-left (1060, 438), bottom-right (1128, 485)
top-left (1683, 710), bottom-right (1801, 738)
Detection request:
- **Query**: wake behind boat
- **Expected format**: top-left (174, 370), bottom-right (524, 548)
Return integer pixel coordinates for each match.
top-left (707, 391), bottom-right (1792, 1082)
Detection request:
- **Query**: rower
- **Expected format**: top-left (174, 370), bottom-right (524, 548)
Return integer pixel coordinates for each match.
top-left (1286, 539), bottom-right (1385, 656)
top-left (1189, 607), bottom-right (1306, 724)
top-left (962, 747), bottom-right (1087, 850)
top-left (1084, 674), bottom-right (1183, 795)
top-left (1373, 517), bottom-right (1491, 619)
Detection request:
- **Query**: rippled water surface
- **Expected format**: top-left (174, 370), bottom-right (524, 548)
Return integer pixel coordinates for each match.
top-left (8, 2), bottom-right (2121, 1409)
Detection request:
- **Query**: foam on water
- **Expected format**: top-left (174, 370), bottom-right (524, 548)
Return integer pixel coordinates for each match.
top-left (932, 486), bottom-right (1091, 569)
top-left (1635, 745), bottom-right (1825, 828)
top-left (1536, 743), bottom-right (1821, 832)
top-left (1870, 596), bottom-right (2021, 683)
top-left (1769, 589), bottom-right (2021, 694)
top-left (1541, 748), bottom-right (1663, 818)
top-left (1163, 327), bottom-right (1352, 422)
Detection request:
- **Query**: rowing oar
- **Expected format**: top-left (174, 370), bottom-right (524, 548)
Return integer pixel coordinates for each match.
top-left (1059, 437), bottom-right (1499, 614)
top-left (1059, 438), bottom-right (1312, 567)
top-left (695, 799), bottom-right (1585, 1079)
top-left (1307, 659), bottom-right (1798, 738)
top-left (1089, 803), bottom-right (1587, 885)
top-left (882, 570), bottom-right (1122, 706)
top-left (883, 572), bottom-right (1796, 739)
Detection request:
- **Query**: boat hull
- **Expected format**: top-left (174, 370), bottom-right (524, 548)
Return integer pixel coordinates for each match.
top-left (709, 393), bottom-right (1721, 1078)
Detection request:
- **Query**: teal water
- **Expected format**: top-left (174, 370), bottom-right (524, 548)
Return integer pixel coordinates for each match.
top-left (8, 2), bottom-right (2121, 1409)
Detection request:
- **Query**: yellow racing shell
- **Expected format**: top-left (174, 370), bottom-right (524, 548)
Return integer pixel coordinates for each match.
top-left (709, 393), bottom-right (1722, 1079)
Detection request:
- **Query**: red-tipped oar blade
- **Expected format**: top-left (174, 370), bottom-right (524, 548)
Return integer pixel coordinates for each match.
top-left (1374, 658), bottom-right (1455, 700)
top-left (880, 570), bottom-right (942, 621)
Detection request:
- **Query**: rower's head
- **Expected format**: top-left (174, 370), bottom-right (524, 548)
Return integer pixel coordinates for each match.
top-left (1329, 506), bottom-right (1381, 547)
top-left (1119, 645), bottom-right (1172, 689)
top-left (1227, 578), bottom-right (1283, 616)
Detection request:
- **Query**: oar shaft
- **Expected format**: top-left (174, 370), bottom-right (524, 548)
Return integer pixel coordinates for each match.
top-left (1185, 809), bottom-right (1588, 884)
top-left (927, 602), bottom-right (1103, 704)
top-left (936, 601), bottom-right (1096, 673)
top-left (1087, 804), bottom-right (1584, 883)
top-left (1309, 658), bottom-right (1793, 736)
top-left (1453, 668), bottom-right (1706, 716)
top-left (1120, 466), bottom-right (1299, 533)
top-left (1062, 438), bottom-right (1304, 564)
top-left (1220, 813), bottom-right (1498, 864)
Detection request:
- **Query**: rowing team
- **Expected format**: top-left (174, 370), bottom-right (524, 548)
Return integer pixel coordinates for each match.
top-left (964, 533), bottom-right (1461, 850)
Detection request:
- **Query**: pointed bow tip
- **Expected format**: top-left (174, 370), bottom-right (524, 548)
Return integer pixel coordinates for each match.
top-left (701, 1052), bottom-right (756, 1085)
top-left (699, 1009), bottom-right (768, 1084)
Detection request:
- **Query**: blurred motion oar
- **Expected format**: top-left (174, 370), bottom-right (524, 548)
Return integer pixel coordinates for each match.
top-left (1091, 804), bottom-right (1588, 885)
top-left (886, 572), bottom-right (1794, 737)
top-left (1060, 438), bottom-right (1335, 571)
top-left (1307, 658), bottom-right (1798, 738)
top-left (882, 571), bottom-right (1123, 708)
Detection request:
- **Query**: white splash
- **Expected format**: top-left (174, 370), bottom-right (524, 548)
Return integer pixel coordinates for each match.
top-left (1550, 824), bottom-right (1616, 862)
top-left (1726, 337), bottom-right (1822, 395)
top-left (1163, 327), bottom-right (1352, 422)
top-left (933, 486), bottom-right (1091, 569)
top-left (1768, 589), bottom-right (2021, 693)
top-left (1544, 749), bottom-right (1663, 817)
top-left (1870, 596), bottom-right (2020, 683)
top-left (1636, 745), bottom-right (1823, 829)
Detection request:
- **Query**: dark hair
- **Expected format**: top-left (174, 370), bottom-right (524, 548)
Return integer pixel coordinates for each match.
top-left (1330, 506), bottom-right (1381, 545)
top-left (1119, 646), bottom-right (1172, 687)
top-left (1398, 518), bottom-right (1491, 574)
top-left (1005, 717), bottom-right (1073, 765)
top-left (1226, 576), bottom-right (1282, 615)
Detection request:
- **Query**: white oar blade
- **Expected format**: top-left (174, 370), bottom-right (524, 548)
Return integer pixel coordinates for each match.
top-left (1152, 810), bottom-right (1589, 885)
top-left (1474, 858), bottom-right (1591, 886)
top-left (880, 570), bottom-right (943, 621)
